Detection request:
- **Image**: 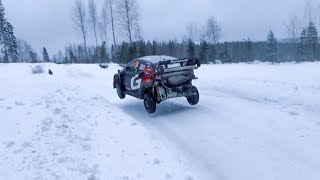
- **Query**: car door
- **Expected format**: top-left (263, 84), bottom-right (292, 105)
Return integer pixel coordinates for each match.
top-left (126, 60), bottom-right (145, 96)
top-left (124, 61), bottom-right (135, 90)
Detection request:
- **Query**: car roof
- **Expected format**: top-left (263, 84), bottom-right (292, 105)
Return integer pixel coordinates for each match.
top-left (137, 55), bottom-right (177, 64)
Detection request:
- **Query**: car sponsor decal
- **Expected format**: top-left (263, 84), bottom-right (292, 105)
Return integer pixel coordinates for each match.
top-left (131, 74), bottom-right (141, 90)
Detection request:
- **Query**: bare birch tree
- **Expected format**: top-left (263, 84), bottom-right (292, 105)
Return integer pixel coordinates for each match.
top-left (284, 14), bottom-right (301, 41)
top-left (88, 0), bottom-right (98, 47)
top-left (204, 17), bottom-right (222, 44)
top-left (72, 0), bottom-right (88, 56)
top-left (104, 0), bottom-right (117, 47)
top-left (185, 22), bottom-right (199, 43)
top-left (135, 22), bottom-right (142, 41)
top-left (99, 6), bottom-right (108, 43)
top-left (117, 0), bottom-right (139, 43)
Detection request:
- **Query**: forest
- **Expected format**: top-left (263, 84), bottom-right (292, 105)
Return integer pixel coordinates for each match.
top-left (0, 0), bottom-right (319, 64)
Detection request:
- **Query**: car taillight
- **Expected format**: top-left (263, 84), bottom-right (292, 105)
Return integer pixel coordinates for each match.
top-left (144, 67), bottom-right (155, 85)
top-left (144, 67), bottom-right (154, 74)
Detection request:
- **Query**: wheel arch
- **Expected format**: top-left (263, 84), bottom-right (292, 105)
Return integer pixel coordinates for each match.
top-left (113, 74), bottom-right (121, 89)
top-left (140, 86), bottom-right (153, 99)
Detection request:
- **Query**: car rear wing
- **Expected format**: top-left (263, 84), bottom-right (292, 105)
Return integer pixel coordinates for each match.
top-left (158, 58), bottom-right (201, 68)
top-left (156, 58), bottom-right (200, 75)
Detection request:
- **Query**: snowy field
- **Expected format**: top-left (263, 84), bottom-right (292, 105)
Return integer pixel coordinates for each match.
top-left (0, 62), bottom-right (320, 180)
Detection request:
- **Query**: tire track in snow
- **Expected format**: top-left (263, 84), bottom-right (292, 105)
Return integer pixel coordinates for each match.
top-left (117, 100), bottom-right (227, 180)
top-left (117, 84), bottom-right (320, 180)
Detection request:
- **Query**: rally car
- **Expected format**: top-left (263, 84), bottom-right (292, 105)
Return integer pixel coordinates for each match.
top-left (113, 56), bottom-right (201, 113)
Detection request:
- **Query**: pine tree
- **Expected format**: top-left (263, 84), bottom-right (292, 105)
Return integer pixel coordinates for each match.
top-left (63, 56), bottom-right (69, 64)
top-left (128, 42), bottom-right (137, 62)
top-left (0, 1), bottom-right (18, 63)
top-left (3, 51), bottom-right (8, 63)
top-left (186, 38), bottom-right (195, 58)
top-left (0, 0), bottom-right (7, 63)
top-left (0, 21), bottom-right (9, 63)
top-left (6, 22), bottom-right (18, 62)
top-left (199, 39), bottom-right (208, 64)
top-left (297, 28), bottom-right (308, 62)
top-left (0, 0), bottom-right (5, 42)
top-left (306, 22), bottom-right (318, 61)
top-left (168, 40), bottom-right (175, 57)
top-left (208, 44), bottom-right (216, 62)
top-left (137, 41), bottom-right (146, 57)
top-left (111, 44), bottom-right (116, 62)
top-left (100, 41), bottom-right (109, 63)
top-left (117, 42), bottom-right (129, 64)
top-left (88, 47), bottom-right (98, 63)
top-left (30, 50), bottom-right (38, 63)
top-left (0, 0), bottom-right (4, 19)
top-left (245, 38), bottom-right (253, 62)
top-left (69, 50), bottom-right (77, 63)
top-left (266, 31), bottom-right (278, 63)
top-left (152, 40), bottom-right (157, 55)
top-left (42, 47), bottom-right (50, 62)
top-left (219, 45), bottom-right (232, 63)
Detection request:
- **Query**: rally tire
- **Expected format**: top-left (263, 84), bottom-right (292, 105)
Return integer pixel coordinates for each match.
top-left (187, 86), bottom-right (199, 105)
top-left (143, 93), bottom-right (156, 114)
top-left (116, 84), bottom-right (126, 99)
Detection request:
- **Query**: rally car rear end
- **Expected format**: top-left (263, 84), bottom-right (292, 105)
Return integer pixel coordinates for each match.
top-left (153, 58), bottom-right (200, 104)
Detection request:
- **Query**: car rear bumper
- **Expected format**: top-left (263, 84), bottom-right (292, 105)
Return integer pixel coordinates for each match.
top-left (155, 83), bottom-right (194, 102)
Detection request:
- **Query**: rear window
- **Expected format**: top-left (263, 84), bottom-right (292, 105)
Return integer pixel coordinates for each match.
top-left (139, 63), bottom-right (146, 70)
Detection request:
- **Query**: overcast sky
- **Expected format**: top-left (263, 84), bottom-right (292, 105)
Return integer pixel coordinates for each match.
top-left (3, 0), bottom-right (308, 55)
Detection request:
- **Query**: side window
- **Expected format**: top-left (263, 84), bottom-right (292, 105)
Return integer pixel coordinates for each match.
top-left (126, 61), bottom-right (135, 71)
top-left (139, 62), bottom-right (146, 71)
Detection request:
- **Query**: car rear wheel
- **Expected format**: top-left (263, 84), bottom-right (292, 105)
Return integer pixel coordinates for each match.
top-left (144, 93), bottom-right (156, 114)
top-left (187, 86), bottom-right (199, 105)
top-left (116, 84), bottom-right (125, 99)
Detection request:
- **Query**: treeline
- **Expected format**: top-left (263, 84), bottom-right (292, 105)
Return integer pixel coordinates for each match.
top-left (110, 22), bottom-right (318, 64)
top-left (111, 29), bottom-right (319, 64)
top-left (41, 22), bottom-right (319, 65)
top-left (52, 42), bottom-right (109, 64)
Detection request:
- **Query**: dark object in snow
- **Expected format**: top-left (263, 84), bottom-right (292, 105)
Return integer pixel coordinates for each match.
top-left (113, 56), bottom-right (201, 114)
top-left (99, 64), bottom-right (109, 69)
top-left (48, 69), bottom-right (53, 75)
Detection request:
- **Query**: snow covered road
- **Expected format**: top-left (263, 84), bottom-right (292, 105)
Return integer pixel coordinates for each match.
top-left (1, 62), bottom-right (320, 180)
top-left (116, 63), bottom-right (320, 180)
